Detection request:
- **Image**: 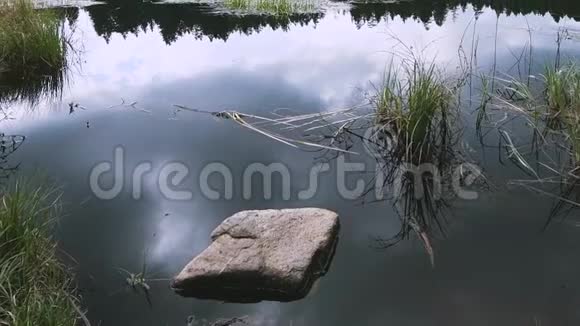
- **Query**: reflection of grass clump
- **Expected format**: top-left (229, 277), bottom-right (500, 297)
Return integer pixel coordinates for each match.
top-left (0, 181), bottom-right (82, 325)
top-left (224, 0), bottom-right (316, 15)
top-left (0, 0), bottom-right (67, 77)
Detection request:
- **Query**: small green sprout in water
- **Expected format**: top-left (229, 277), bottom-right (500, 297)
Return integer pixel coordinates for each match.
top-left (114, 252), bottom-right (169, 307)
top-left (118, 267), bottom-right (151, 292)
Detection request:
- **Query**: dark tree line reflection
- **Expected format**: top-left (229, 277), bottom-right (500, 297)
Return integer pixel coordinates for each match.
top-left (79, 0), bottom-right (580, 44)
top-left (85, 2), bottom-right (322, 43)
top-left (350, 0), bottom-right (580, 28)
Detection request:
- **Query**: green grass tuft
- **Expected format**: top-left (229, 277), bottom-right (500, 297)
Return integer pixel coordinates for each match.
top-left (0, 0), bottom-right (67, 77)
top-left (373, 61), bottom-right (454, 163)
top-left (544, 64), bottom-right (580, 114)
top-left (369, 60), bottom-right (462, 264)
top-left (543, 64), bottom-right (580, 162)
top-left (0, 180), bottom-right (82, 326)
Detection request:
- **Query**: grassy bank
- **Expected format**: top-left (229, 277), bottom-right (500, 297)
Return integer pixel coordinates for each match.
top-left (0, 0), bottom-right (67, 77)
top-left (224, 0), bottom-right (317, 15)
top-left (0, 181), bottom-right (82, 326)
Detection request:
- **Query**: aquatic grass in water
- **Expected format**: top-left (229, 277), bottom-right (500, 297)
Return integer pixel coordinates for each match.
top-left (112, 251), bottom-right (170, 307)
top-left (543, 65), bottom-right (580, 162)
top-left (369, 60), bottom-right (462, 264)
top-left (0, 180), bottom-right (84, 325)
top-left (544, 64), bottom-right (580, 115)
top-left (476, 62), bottom-right (580, 225)
top-left (482, 64), bottom-right (580, 164)
top-left (0, 0), bottom-right (67, 77)
top-left (373, 61), bottom-right (454, 160)
top-left (224, 0), bottom-right (317, 15)
top-left (180, 59), bottom-right (468, 264)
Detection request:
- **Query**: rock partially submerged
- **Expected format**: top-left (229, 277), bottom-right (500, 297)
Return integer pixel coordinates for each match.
top-left (171, 208), bottom-right (340, 302)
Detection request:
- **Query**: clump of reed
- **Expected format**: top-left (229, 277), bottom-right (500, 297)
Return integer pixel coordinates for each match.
top-left (224, 0), bottom-right (316, 16)
top-left (0, 180), bottom-right (84, 325)
top-left (369, 60), bottom-right (462, 263)
top-left (543, 64), bottom-right (580, 162)
top-left (479, 63), bottom-right (580, 165)
top-left (373, 62), bottom-right (455, 164)
top-left (476, 62), bottom-right (580, 225)
top-left (533, 64), bottom-right (580, 222)
top-left (0, 0), bottom-right (67, 78)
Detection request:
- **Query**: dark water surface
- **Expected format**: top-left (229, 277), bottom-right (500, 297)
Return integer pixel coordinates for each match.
top-left (3, 0), bottom-right (580, 325)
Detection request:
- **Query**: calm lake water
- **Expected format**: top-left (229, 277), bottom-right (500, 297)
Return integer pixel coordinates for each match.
top-left (3, 0), bottom-right (580, 325)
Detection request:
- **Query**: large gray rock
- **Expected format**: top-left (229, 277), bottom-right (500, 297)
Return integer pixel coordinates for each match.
top-left (171, 208), bottom-right (340, 302)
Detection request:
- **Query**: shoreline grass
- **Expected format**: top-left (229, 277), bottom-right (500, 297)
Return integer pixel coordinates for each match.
top-left (0, 180), bottom-right (83, 326)
top-left (0, 0), bottom-right (67, 78)
top-left (223, 0), bottom-right (317, 15)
